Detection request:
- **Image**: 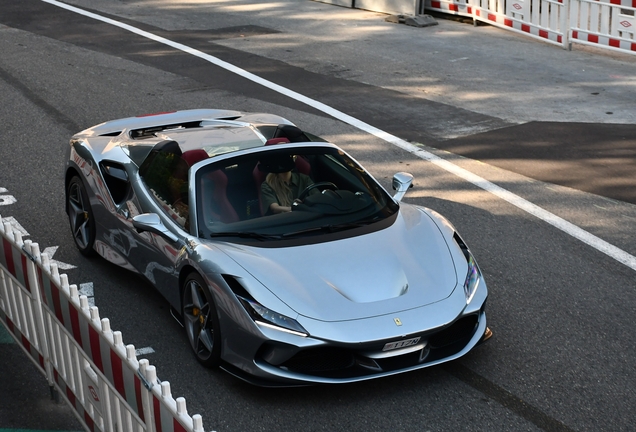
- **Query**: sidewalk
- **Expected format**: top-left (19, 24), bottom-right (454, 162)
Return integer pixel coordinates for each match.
top-left (0, 325), bottom-right (83, 432)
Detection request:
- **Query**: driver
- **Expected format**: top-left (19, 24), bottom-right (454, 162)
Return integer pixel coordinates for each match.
top-left (259, 155), bottom-right (317, 215)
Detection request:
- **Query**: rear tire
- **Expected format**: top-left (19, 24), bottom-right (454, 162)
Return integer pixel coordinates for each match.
top-left (67, 176), bottom-right (96, 256)
top-left (182, 273), bottom-right (222, 368)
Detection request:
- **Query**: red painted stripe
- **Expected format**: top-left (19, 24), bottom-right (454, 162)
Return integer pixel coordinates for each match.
top-left (522, 24), bottom-right (530, 33)
top-left (589, 34), bottom-right (599, 43)
top-left (21, 334), bottom-right (31, 352)
top-left (450, 4), bottom-right (459, 11)
top-left (3, 238), bottom-right (15, 276)
top-left (572, 30), bottom-right (579, 39)
top-left (539, 29), bottom-right (548, 39)
top-left (38, 353), bottom-right (44, 369)
top-left (468, 6), bottom-right (472, 13)
top-left (488, 13), bottom-right (496, 21)
top-left (37, 268), bottom-right (47, 305)
top-left (174, 419), bottom-right (188, 432)
top-left (69, 304), bottom-right (83, 346)
top-left (6, 317), bottom-right (14, 332)
top-left (609, 0), bottom-right (619, 4)
top-left (84, 411), bottom-right (96, 432)
top-left (111, 348), bottom-right (126, 395)
top-left (21, 253), bottom-right (30, 291)
top-left (154, 395), bottom-right (163, 432)
top-left (88, 325), bottom-right (103, 372)
top-left (632, 43), bottom-right (636, 51)
top-left (51, 284), bottom-right (64, 325)
top-left (609, 38), bottom-right (620, 47)
top-left (431, 1), bottom-right (441, 7)
top-left (66, 386), bottom-right (76, 406)
top-left (135, 375), bottom-right (145, 422)
top-left (504, 18), bottom-right (513, 27)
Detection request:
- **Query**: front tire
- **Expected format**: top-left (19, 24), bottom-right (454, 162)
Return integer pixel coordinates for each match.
top-left (67, 176), bottom-right (96, 256)
top-left (182, 273), bottom-right (221, 368)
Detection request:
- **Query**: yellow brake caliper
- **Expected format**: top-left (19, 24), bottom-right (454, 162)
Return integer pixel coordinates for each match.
top-left (193, 307), bottom-right (204, 325)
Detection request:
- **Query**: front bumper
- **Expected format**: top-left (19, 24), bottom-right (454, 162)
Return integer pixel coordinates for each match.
top-left (219, 279), bottom-right (489, 386)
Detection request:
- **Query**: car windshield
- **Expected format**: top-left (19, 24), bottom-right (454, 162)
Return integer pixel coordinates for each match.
top-left (193, 145), bottom-right (398, 242)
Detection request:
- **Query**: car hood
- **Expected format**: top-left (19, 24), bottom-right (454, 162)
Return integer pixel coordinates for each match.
top-left (220, 205), bottom-right (459, 322)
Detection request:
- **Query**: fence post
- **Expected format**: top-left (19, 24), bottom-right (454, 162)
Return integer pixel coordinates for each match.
top-left (23, 240), bottom-right (57, 400)
top-left (139, 359), bottom-right (157, 432)
top-left (562, 0), bottom-right (572, 49)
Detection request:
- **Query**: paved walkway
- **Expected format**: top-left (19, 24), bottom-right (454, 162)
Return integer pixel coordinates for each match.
top-left (0, 326), bottom-right (83, 431)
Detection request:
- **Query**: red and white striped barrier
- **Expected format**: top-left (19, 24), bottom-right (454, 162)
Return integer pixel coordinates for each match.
top-left (427, 0), bottom-right (474, 16)
top-left (424, 0), bottom-right (636, 55)
top-left (0, 215), bottom-right (206, 432)
top-left (570, 0), bottom-right (636, 54)
top-left (473, 0), bottom-right (568, 47)
top-left (0, 219), bottom-right (51, 381)
top-left (425, 0), bottom-right (569, 49)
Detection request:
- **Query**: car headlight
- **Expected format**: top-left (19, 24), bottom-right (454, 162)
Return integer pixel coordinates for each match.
top-left (237, 296), bottom-right (308, 337)
top-left (454, 233), bottom-right (481, 304)
top-left (464, 254), bottom-right (481, 304)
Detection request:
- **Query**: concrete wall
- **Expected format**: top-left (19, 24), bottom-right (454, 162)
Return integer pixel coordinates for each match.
top-left (313, 0), bottom-right (420, 15)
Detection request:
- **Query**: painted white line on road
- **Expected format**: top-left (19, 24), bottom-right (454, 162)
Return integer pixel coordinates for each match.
top-left (0, 187), bottom-right (17, 206)
top-left (0, 195), bottom-right (17, 206)
top-left (135, 347), bottom-right (155, 356)
top-left (78, 282), bottom-right (93, 297)
top-left (42, 0), bottom-right (636, 273)
top-left (79, 282), bottom-right (95, 307)
top-left (43, 246), bottom-right (77, 270)
top-left (2, 216), bottom-right (29, 237)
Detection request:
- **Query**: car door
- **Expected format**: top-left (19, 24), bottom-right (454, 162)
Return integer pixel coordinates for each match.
top-left (126, 142), bottom-right (193, 307)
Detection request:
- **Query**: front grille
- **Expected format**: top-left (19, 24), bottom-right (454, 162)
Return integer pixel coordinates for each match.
top-left (263, 314), bottom-right (482, 379)
top-left (428, 315), bottom-right (479, 349)
top-left (281, 348), bottom-right (355, 373)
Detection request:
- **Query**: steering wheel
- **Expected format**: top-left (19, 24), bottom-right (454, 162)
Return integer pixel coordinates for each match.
top-left (298, 182), bottom-right (338, 201)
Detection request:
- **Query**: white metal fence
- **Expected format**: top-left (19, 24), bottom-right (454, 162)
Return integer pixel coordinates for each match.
top-left (0, 215), bottom-right (206, 432)
top-left (314, 0), bottom-right (636, 55)
top-left (569, 0), bottom-right (636, 53)
top-left (424, 0), bottom-right (636, 54)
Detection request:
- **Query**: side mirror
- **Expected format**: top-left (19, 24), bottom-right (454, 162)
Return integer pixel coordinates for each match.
top-left (132, 213), bottom-right (179, 243)
top-left (392, 172), bottom-right (414, 202)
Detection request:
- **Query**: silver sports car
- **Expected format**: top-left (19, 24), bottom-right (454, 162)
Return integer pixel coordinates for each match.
top-left (65, 109), bottom-right (490, 386)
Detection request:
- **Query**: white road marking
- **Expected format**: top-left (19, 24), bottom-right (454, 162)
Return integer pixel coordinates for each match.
top-left (0, 187), bottom-right (17, 205)
top-left (2, 216), bottom-right (29, 237)
top-left (78, 282), bottom-right (94, 297)
top-left (135, 347), bottom-right (155, 356)
top-left (79, 282), bottom-right (95, 307)
top-left (41, 0), bottom-right (636, 273)
top-left (0, 195), bottom-right (17, 206)
top-left (43, 246), bottom-right (77, 270)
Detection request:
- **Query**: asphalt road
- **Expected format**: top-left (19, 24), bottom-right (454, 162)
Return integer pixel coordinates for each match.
top-left (1, 1), bottom-right (635, 431)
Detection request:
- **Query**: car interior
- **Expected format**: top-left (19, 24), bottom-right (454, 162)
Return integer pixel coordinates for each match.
top-left (136, 125), bottom-right (396, 239)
